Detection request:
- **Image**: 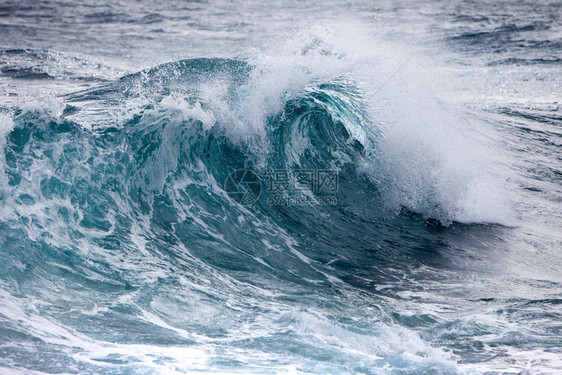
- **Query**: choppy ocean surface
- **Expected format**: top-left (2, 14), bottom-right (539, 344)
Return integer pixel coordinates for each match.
top-left (0, 0), bottom-right (561, 374)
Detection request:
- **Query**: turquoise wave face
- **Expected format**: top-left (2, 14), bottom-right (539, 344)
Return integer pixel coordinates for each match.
top-left (0, 58), bottom-right (466, 373)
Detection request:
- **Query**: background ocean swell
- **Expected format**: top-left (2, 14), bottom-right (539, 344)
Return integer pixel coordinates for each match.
top-left (1, 0), bottom-right (562, 374)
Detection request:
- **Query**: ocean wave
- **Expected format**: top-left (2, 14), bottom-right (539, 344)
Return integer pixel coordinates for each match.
top-left (0, 29), bottom-right (516, 373)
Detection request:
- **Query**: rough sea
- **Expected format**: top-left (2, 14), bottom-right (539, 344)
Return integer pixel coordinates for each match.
top-left (0, 0), bottom-right (561, 374)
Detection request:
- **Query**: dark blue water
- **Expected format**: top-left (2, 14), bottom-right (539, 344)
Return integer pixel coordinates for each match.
top-left (1, 0), bottom-right (561, 374)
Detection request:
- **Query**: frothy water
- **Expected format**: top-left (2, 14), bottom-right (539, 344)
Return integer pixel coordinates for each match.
top-left (0, 0), bottom-right (561, 374)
